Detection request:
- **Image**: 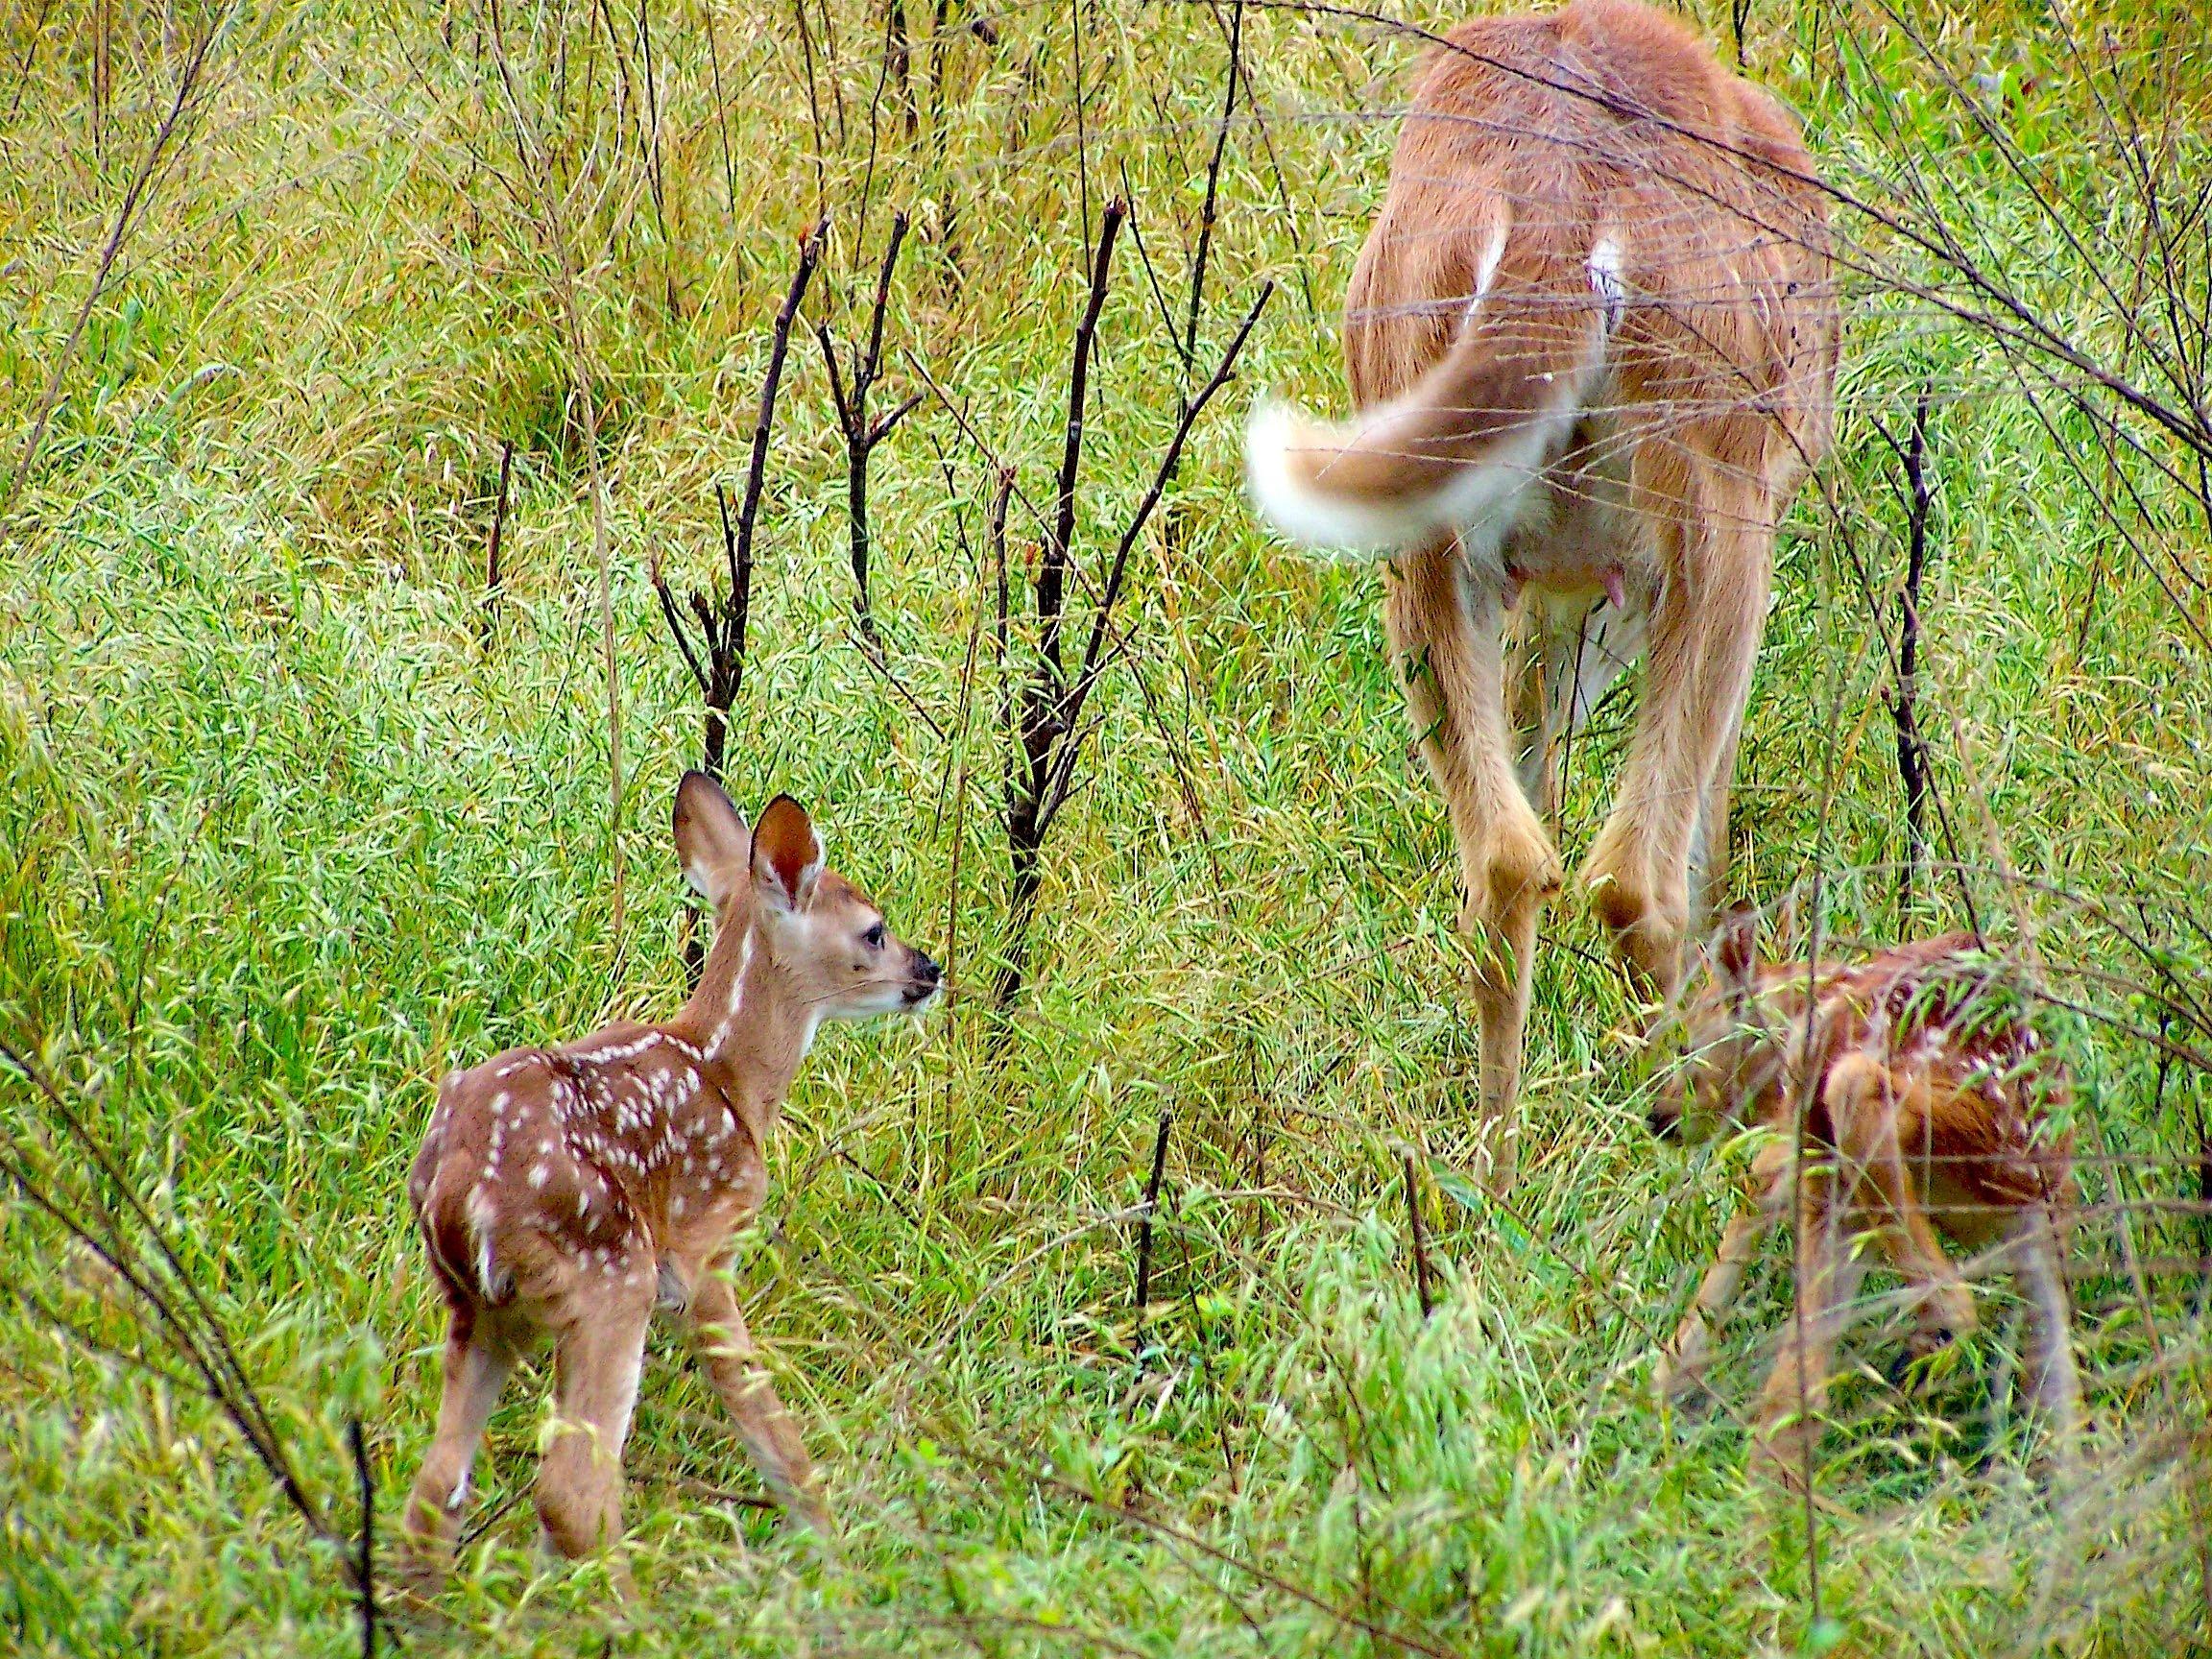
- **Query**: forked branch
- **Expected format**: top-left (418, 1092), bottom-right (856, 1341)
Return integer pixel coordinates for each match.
top-left (991, 195), bottom-right (1270, 1003)
top-left (1876, 389), bottom-right (1936, 916)
top-left (818, 209), bottom-right (922, 639)
top-left (0, 1042), bottom-right (393, 1641)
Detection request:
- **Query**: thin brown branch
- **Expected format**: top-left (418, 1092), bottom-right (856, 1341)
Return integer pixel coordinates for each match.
top-left (1180, 0), bottom-right (1242, 382)
top-left (1039, 281), bottom-right (1272, 834)
top-left (818, 210), bottom-right (912, 637)
top-left (478, 439), bottom-right (515, 650)
top-left (1134, 1111), bottom-right (1172, 1315)
top-left (1040, 200), bottom-right (1126, 681)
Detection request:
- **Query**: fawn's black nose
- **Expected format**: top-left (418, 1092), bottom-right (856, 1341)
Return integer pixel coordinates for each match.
top-left (1647, 1104), bottom-right (1681, 1142)
top-left (905, 954), bottom-right (943, 1002)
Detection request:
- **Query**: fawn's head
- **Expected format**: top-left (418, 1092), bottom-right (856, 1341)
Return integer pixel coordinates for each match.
top-left (1648, 902), bottom-right (1789, 1145)
top-left (673, 771), bottom-right (942, 1022)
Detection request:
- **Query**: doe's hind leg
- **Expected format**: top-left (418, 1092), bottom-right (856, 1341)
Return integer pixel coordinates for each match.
top-left (1584, 473), bottom-right (1773, 999)
top-left (1386, 541), bottom-right (1562, 1189)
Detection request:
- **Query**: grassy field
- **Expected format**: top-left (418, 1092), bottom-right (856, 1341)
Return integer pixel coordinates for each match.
top-left (5, 1), bottom-right (2211, 1653)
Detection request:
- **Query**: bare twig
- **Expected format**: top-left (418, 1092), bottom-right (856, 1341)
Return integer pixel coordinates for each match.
top-left (479, 439), bottom-right (514, 649)
top-left (350, 1419), bottom-right (377, 1659)
top-left (1403, 1152), bottom-right (1433, 1319)
top-left (993, 201), bottom-right (1268, 1002)
top-left (0, 1042), bottom-right (397, 1647)
top-left (793, 0), bottom-right (829, 219)
top-left (1876, 391), bottom-right (1936, 916)
top-left (1181, 0), bottom-right (1243, 385)
top-left (1041, 201), bottom-right (1126, 681)
top-left (655, 225), bottom-right (823, 805)
top-left (702, 2), bottom-right (737, 218)
top-left (1039, 281), bottom-right (1273, 834)
top-left (633, 0), bottom-right (677, 316)
top-left (1135, 1111), bottom-right (1172, 1315)
top-left (995, 204), bottom-right (1127, 1003)
top-left (735, 224), bottom-right (824, 596)
top-left (5, 0), bottom-right (59, 123)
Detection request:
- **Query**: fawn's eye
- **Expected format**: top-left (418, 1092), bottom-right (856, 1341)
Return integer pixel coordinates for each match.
top-left (861, 922), bottom-right (886, 951)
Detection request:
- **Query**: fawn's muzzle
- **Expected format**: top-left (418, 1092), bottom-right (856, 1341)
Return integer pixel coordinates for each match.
top-left (1647, 1102), bottom-right (1682, 1142)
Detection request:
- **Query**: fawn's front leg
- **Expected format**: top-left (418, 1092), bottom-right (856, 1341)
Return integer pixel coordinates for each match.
top-left (1658, 1138), bottom-right (1791, 1409)
top-left (1749, 1168), bottom-right (1867, 1490)
top-left (686, 1262), bottom-right (832, 1533)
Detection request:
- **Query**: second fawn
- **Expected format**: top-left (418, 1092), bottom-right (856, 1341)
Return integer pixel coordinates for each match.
top-left (1647, 905), bottom-right (2080, 1485)
top-left (400, 773), bottom-right (940, 1584)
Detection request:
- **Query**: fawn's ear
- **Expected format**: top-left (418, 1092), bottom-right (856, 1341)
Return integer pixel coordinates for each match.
top-left (673, 771), bottom-right (751, 904)
top-left (1713, 900), bottom-right (1761, 994)
top-left (751, 794), bottom-right (825, 914)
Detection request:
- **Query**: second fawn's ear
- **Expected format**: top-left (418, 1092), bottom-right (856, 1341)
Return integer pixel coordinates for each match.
top-left (1714, 900), bottom-right (1761, 993)
top-left (672, 771), bottom-right (750, 904)
top-left (751, 794), bottom-right (824, 913)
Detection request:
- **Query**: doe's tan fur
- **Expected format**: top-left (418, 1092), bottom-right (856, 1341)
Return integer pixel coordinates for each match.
top-left (1648, 910), bottom-right (2082, 1485)
top-left (1245, 0), bottom-right (1838, 1183)
top-left (398, 774), bottom-right (941, 1588)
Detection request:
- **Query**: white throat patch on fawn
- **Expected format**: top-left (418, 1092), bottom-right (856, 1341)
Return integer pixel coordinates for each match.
top-left (400, 774), bottom-right (940, 1585)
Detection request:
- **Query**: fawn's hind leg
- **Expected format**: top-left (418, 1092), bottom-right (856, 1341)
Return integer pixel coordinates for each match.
top-left (1386, 540), bottom-right (1561, 1189)
top-left (1824, 1056), bottom-right (1978, 1360)
top-left (535, 1265), bottom-right (655, 1569)
top-left (400, 1307), bottom-right (514, 1586)
top-left (2006, 1201), bottom-right (2083, 1452)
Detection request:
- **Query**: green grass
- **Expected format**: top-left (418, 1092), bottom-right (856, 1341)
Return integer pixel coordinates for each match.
top-left (4, 1), bottom-right (2210, 1653)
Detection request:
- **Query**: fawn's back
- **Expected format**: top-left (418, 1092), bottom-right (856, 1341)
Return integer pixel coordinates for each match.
top-left (1660, 925), bottom-right (2076, 1240)
top-left (411, 1022), bottom-right (764, 1325)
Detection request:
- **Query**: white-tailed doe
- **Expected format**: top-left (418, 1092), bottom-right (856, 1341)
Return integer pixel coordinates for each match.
top-left (1648, 907), bottom-right (2080, 1484)
top-left (1244, 0), bottom-right (1838, 1184)
top-left (400, 773), bottom-right (940, 1584)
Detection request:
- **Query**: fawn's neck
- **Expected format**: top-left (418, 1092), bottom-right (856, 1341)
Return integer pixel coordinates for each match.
top-left (667, 905), bottom-right (817, 1141)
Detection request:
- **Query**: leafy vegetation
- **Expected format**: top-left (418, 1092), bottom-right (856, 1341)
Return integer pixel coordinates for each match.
top-left (4, 1), bottom-right (2208, 1653)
